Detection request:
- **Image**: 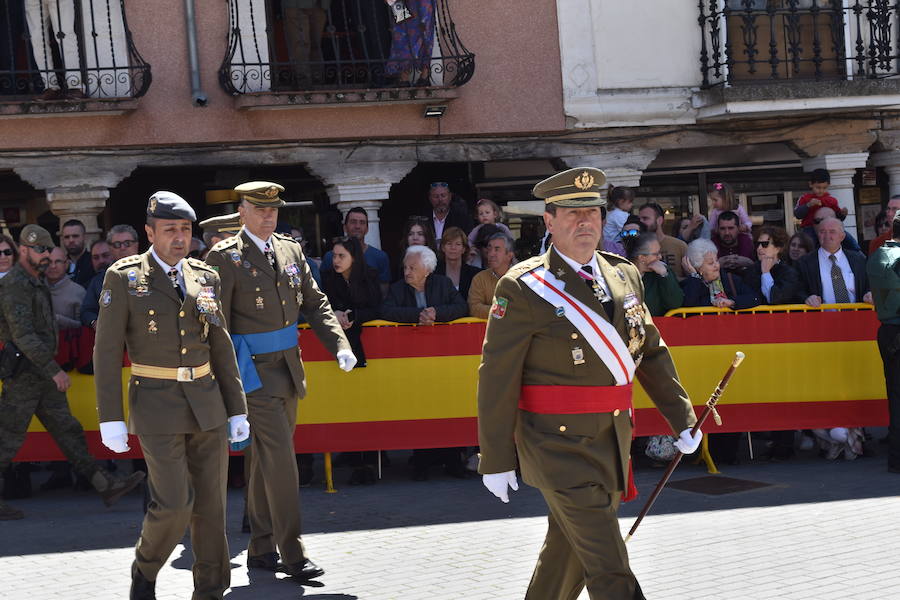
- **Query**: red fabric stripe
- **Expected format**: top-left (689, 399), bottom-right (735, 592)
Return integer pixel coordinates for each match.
top-left (519, 384), bottom-right (633, 414)
top-left (527, 270), bottom-right (630, 382)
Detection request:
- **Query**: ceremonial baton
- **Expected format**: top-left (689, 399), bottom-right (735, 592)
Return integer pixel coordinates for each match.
top-left (624, 351), bottom-right (745, 543)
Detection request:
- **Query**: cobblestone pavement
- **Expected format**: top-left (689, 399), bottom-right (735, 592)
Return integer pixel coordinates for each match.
top-left (3, 438), bottom-right (900, 600)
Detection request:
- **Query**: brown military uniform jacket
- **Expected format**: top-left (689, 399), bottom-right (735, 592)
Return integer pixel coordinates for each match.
top-left (205, 228), bottom-right (350, 398)
top-left (94, 252), bottom-right (247, 435)
top-left (477, 248), bottom-right (696, 493)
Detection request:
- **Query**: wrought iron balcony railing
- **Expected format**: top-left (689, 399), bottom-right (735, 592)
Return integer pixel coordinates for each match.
top-left (699, 0), bottom-right (900, 87)
top-left (0, 0), bottom-right (151, 100)
top-left (220, 0), bottom-right (475, 95)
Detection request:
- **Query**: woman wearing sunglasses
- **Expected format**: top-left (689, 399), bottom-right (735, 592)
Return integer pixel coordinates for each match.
top-left (0, 234), bottom-right (18, 279)
top-left (741, 226), bottom-right (803, 305)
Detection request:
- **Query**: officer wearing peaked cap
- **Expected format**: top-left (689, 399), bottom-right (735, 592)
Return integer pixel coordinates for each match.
top-left (477, 168), bottom-right (702, 599)
top-left (206, 181), bottom-right (353, 583)
top-left (199, 212), bottom-right (242, 249)
top-left (94, 191), bottom-right (249, 600)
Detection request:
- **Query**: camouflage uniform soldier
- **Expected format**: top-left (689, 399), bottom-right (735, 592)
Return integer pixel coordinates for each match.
top-left (0, 225), bottom-right (144, 521)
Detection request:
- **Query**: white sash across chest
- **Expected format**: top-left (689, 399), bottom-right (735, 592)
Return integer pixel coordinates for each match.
top-left (520, 267), bottom-right (636, 386)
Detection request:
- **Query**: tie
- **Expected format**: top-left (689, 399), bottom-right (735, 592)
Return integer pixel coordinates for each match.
top-left (264, 242), bottom-right (276, 269)
top-left (829, 254), bottom-right (850, 303)
top-left (168, 268), bottom-right (184, 301)
top-left (579, 265), bottom-right (613, 319)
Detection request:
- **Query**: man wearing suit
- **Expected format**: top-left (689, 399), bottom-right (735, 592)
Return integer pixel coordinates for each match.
top-left (429, 182), bottom-right (473, 241)
top-left (95, 192), bottom-right (249, 600)
top-left (796, 217), bottom-right (872, 307)
top-left (477, 168), bottom-right (701, 600)
top-left (205, 181), bottom-right (354, 583)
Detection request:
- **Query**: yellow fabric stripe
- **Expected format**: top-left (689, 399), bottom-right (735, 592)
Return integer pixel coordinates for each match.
top-left (546, 191), bottom-right (602, 203)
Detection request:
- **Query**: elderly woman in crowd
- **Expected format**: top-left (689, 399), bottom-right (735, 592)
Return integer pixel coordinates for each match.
top-left (681, 238), bottom-right (760, 310)
top-left (785, 231), bottom-right (815, 267)
top-left (742, 226), bottom-right (803, 305)
top-left (382, 245), bottom-right (468, 325)
top-left (0, 234), bottom-right (17, 278)
top-left (435, 226), bottom-right (481, 300)
top-left (622, 232), bottom-right (683, 316)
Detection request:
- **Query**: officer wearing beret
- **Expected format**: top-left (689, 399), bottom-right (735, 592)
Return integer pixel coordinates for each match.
top-left (94, 192), bottom-right (249, 600)
top-left (0, 225), bottom-right (145, 521)
top-left (205, 181), bottom-right (354, 583)
top-left (477, 168), bottom-right (702, 599)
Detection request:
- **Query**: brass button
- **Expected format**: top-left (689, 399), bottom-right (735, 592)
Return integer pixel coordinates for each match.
top-left (613, 409), bottom-right (621, 417)
top-left (181, 348), bottom-right (187, 355)
top-left (281, 300), bottom-right (286, 305)
top-left (284, 320), bottom-right (290, 325)
top-left (570, 333), bottom-right (578, 340)
top-left (211, 374), bottom-right (215, 380)
top-left (179, 311), bottom-right (185, 317)
top-left (255, 287), bottom-right (260, 292)
top-left (134, 380), bottom-right (140, 386)
top-left (251, 355), bottom-right (256, 359)
top-left (559, 425), bottom-right (567, 432)
top-left (180, 330), bottom-right (186, 336)
top-left (148, 309), bottom-right (155, 316)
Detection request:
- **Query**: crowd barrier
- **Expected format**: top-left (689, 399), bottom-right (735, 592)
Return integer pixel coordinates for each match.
top-left (13, 304), bottom-right (888, 464)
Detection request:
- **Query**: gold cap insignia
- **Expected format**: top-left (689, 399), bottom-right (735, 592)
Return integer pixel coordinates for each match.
top-left (574, 171), bottom-right (594, 191)
top-left (149, 196), bottom-right (157, 213)
top-left (265, 186), bottom-right (279, 199)
top-left (26, 231), bottom-right (36, 243)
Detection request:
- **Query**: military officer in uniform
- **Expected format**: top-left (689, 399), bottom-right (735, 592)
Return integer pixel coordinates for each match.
top-left (94, 193), bottom-right (249, 600)
top-left (199, 212), bottom-right (242, 254)
top-left (205, 181), bottom-right (354, 583)
top-left (0, 224), bottom-right (145, 521)
top-left (477, 168), bottom-right (703, 600)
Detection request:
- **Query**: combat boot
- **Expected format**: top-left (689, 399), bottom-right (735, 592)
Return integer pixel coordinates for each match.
top-left (0, 500), bottom-right (24, 520)
top-left (90, 468), bottom-right (146, 507)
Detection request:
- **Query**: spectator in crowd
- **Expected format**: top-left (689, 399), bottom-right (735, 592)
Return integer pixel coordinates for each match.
top-left (796, 217), bottom-right (872, 308)
top-left (622, 232), bottom-right (683, 317)
top-left (869, 195), bottom-right (900, 254)
top-left (676, 214), bottom-right (711, 243)
top-left (469, 233), bottom-right (516, 319)
top-left (89, 239), bottom-right (112, 272)
top-left (708, 182), bottom-right (752, 233)
top-left (81, 224), bottom-right (139, 330)
top-left (638, 202), bottom-right (688, 278)
top-left (681, 238), bottom-right (759, 310)
top-left (810, 206), bottom-right (862, 253)
top-left (428, 182), bottom-right (473, 242)
top-left (468, 199), bottom-right (512, 252)
top-left (786, 231), bottom-right (815, 267)
top-left (435, 226), bottom-right (481, 300)
top-left (188, 236), bottom-right (205, 259)
top-left (0, 234), bottom-right (17, 279)
top-left (712, 210), bottom-right (755, 275)
top-left (470, 224), bottom-right (502, 268)
top-left (322, 208), bottom-right (392, 292)
top-left (397, 216), bottom-right (438, 281)
top-left (46, 247), bottom-right (85, 331)
top-left (875, 210), bottom-right (890, 239)
top-left (602, 186), bottom-right (635, 243)
top-left (60, 219), bottom-right (94, 287)
top-left (385, 0), bottom-right (436, 86)
top-left (794, 168), bottom-right (847, 242)
top-left (742, 226), bottom-right (804, 305)
top-left (382, 245), bottom-right (467, 325)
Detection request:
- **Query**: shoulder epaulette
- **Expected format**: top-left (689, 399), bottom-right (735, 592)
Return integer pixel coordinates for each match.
top-left (186, 257), bottom-right (214, 272)
top-left (111, 255), bottom-right (142, 270)
top-left (511, 256), bottom-right (544, 280)
top-left (210, 237), bottom-right (239, 253)
top-left (598, 250), bottom-right (627, 262)
top-left (273, 232), bottom-right (299, 245)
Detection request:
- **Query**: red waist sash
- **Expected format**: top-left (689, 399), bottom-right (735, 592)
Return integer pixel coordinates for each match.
top-left (519, 384), bottom-right (633, 414)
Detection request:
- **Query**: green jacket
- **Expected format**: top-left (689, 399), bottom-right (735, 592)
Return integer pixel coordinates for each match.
top-left (642, 267), bottom-right (684, 317)
top-left (866, 240), bottom-right (900, 325)
top-left (0, 264), bottom-right (60, 379)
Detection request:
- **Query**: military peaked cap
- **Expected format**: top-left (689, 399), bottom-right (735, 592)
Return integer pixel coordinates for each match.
top-left (533, 167), bottom-right (608, 208)
top-left (235, 181), bottom-right (286, 207)
top-left (199, 212), bottom-right (241, 235)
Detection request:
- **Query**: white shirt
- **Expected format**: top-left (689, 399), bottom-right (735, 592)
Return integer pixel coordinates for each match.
top-left (150, 247), bottom-right (185, 293)
top-left (817, 247), bottom-right (855, 304)
top-left (554, 247), bottom-right (612, 300)
top-left (243, 228), bottom-right (273, 255)
top-left (432, 212), bottom-right (448, 242)
top-left (760, 270), bottom-right (775, 303)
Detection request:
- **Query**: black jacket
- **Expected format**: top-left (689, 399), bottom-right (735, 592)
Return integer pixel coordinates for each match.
top-left (71, 251), bottom-right (95, 288)
top-left (435, 260), bottom-right (482, 301)
top-left (381, 273), bottom-right (468, 323)
top-left (680, 274), bottom-right (760, 310)
top-left (795, 249), bottom-right (869, 301)
top-left (742, 261), bottom-right (804, 305)
top-left (321, 266), bottom-right (382, 366)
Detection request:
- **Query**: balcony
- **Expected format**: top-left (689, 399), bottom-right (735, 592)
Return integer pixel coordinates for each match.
top-left (0, 0), bottom-right (151, 117)
top-left (219, 0), bottom-right (474, 109)
top-left (695, 0), bottom-right (900, 118)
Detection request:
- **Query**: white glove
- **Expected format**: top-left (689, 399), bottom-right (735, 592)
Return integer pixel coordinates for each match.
top-left (100, 421), bottom-right (130, 453)
top-left (482, 470), bottom-right (519, 503)
top-left (228, 414), bottom-right (251, 443)
top-left (336, 349), bottom-right (358, 372)
top-left (673, 427), bottom-right (702, 454)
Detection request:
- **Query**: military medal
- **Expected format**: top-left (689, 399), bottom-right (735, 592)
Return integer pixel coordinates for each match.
top-left (616, 267), bottom-right (626, 282)
top-left (230, 251), bottom-right (241, 266)
top-left (197, 273), bottom-right (207, 285)
top-left (250, 267), bottom-right (258, 278)
top-left (556, 268), bottom-right (565, 278)
top-left (243, 260), bottom-right (251, 269)
top-left (555, 306), bottom-right (565, 317)
top-left (148, 320), bottom-right (158, 334)
top-left (256, 296), bottom-right (264, 310)
top-left (590, 279), bottom-right (610, 303)
top-left (100, 290), bottom-right (112, 307)
top-left (572, 346), bottom-right (585, 365)
top-left (127, 269), bottom-right (150, 297)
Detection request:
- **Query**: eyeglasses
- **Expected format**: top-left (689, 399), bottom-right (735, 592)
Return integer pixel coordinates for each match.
top-left (110, 239), bottom-right (137, 249)
top-left (754, 240), bottom-right (771, 248)
top-left (619, 229), bottom-right (640, 238)
top-left (0, 249), bottom-right (13, 256)
top-left (24, 244), bottom-right (51, 254)
top-left (430, 182), bottom-right (449, 188)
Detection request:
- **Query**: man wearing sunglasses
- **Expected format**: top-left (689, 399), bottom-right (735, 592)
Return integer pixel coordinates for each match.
top-left (81, 224), bottom-right (140, 330)
top-left (0, 225), bottom-right (145, 521)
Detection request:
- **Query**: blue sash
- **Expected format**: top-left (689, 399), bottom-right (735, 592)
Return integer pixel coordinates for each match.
top-left (231, 323), bottom-right (298, 394)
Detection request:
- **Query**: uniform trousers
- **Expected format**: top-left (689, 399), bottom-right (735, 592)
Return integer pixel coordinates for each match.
top-left (877, 323), bottom-right (900, 470)
top-left (525, 484), bottom-right (644, 600)
top-left (137, 426), bottom-right (230, 600)
top-left (0, 371), bottom-right (97, 478)
top-left (245, 391), bottom-right (306, 564)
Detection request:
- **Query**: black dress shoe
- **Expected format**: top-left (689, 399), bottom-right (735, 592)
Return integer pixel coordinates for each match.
top-left (247, 552), bottom-right (280, 571)
top-left (280, 558), bottom-right (324, 581)
top-left (130, 562), bottom-right (156, 600)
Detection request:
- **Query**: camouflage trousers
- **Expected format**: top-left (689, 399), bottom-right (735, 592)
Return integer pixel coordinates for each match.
top-left (0, 370), bottom-right (98, 478)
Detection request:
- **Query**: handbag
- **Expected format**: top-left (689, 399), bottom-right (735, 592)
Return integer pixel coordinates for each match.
top-left (0, 341), bottom-right (27, 379)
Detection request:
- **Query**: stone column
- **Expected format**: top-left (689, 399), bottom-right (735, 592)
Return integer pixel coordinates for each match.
top-left (561, 150), bottom-right (658, 195)
top-left (802, 152), bottom-right (869, 240)
top-left (45, 188), bottom-right (109, 243)
top-left (306, 161), bottom-right (417, 250)
top-left (871, 150), bottom-right (900, 198)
